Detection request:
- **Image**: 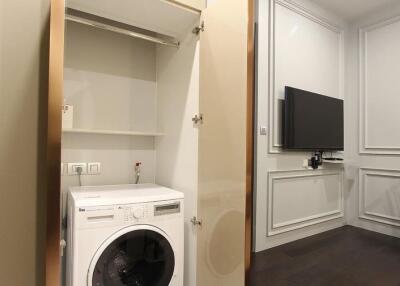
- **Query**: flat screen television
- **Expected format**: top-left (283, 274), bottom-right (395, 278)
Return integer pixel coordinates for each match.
top-left (283, 86), bottom-right (344, 151)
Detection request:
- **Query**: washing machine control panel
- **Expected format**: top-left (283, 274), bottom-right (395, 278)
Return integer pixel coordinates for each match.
top-left (119, 200), bottom-right (182, 223)
top-left (122, 205), bottom-right (150, 222)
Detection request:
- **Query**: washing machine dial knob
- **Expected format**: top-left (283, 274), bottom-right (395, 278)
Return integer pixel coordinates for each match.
top-left (132, 208), bottom-right (144, 219)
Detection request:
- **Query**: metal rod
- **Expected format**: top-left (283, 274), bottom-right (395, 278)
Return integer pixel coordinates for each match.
top-left (65, 14), bottom-right (180, 48)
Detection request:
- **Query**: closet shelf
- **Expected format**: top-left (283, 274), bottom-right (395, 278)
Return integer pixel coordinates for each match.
top-left (322, 160), bottom-right (345, 164)
top-left (62, 128), bottom-right (164, 137)
top-left (66, 0), bottom-right (201, 39)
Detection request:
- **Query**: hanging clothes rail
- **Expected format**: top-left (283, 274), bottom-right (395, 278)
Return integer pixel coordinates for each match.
top-left (65, 14), bottom-right (180, 48)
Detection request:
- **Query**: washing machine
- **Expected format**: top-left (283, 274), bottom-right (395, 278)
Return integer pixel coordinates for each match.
top-left (66, 184), bottom-right (184, 286)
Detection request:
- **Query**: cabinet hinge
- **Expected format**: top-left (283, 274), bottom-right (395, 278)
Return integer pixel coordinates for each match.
top-left (192, 21), bottom-right (205, 35)
top-left (192, 113), bottom-right (203, 124)
top-left (191, 216), bottom-right (202, 227)
top-left (60, 239), bottom-right (67, 257)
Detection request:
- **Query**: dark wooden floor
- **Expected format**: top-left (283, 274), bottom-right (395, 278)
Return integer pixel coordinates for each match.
top-left (250, 226), bottom-right (400, 286)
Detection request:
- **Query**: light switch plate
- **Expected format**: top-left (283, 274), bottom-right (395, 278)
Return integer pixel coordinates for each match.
top-left (260, 126), bottom-right (267, 135)
top-left (67, 163), bottom-right (87, 175)
top-left (88, 162), bottom-right (101, 175)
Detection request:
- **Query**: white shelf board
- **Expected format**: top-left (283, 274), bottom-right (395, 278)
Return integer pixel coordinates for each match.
top-left (322, 160), bottom-right (345, 164)
top-left (62, 128), bottom-right (164, 137)
top-left (66, 0), bottom-right (200, 38)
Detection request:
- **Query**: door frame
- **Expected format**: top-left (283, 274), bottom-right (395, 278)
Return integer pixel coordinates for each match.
top-left (245, 0), bottom-right (255, 284)
top-left (45, 0), bottom-right (64, 285)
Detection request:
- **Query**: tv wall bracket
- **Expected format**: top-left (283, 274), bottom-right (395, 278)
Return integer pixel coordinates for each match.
top-left (309, 151), bottom-right (323, 170)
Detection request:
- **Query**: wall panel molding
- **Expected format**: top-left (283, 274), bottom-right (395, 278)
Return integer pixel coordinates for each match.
top-left (268, 0), bottom-right (344, 153)
top-left (359, 16), bottom-right (400, 154)
top-left (267, 169), bottom-right (344, 236)
top-left (359, 168), bottom-right (400, 227)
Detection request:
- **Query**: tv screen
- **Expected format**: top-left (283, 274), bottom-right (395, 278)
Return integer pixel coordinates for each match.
top-left (283, 86), bottom-right (344, 151)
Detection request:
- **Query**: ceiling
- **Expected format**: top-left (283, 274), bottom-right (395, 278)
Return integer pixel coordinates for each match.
top-left (309, 0), bottom-right (400, 21)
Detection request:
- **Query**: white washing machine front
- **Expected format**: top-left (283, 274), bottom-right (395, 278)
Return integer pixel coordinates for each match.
top-left (66, 184), bottom-right (184, 286)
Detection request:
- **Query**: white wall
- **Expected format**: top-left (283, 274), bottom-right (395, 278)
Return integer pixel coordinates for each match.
top-left (266, 169), bottom-right (344, 236)
top-left (63, 22), bottom-right (158, 134)
top-left (271, 1), bottom-right (344, 151)
top-left (255, 0), bottom-right (400, 252)
top-left (62, 22), bottom-right (158, 196)
top-left (345, 3), bottom-right (400, 237)
top-left (254, 0), bottom-right (348, 252)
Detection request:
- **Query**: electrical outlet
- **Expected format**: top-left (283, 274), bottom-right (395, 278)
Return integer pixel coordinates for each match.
top-left (88, 162), bottom-right (101, 175)
top-left (67, 163), bottom-right (87, 175)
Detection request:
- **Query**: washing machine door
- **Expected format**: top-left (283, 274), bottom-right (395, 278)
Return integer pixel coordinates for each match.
top-left (88, 225), bottom-right (175, 286)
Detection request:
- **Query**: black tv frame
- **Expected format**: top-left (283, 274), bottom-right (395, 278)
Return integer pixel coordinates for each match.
top-left (282, 86), bottom-right (344, 152)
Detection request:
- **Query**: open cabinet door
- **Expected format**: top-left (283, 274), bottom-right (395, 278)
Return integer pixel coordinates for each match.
top-left (197, 0), bottom-right (252, 285)
top-left (46, 0), bottom-right (64, 285)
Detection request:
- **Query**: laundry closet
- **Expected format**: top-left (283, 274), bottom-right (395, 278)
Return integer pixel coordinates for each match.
top-left (47, 0), bottom-right (251, 285)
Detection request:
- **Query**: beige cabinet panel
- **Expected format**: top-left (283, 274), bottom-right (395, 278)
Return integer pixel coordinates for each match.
top-left (166, 0), bottom-right (206, 11)
top-left (197, 0), bottom-right (249, 285)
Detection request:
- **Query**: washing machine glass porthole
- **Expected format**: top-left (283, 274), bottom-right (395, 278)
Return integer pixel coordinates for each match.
top-left (92, 229), bottom-right (175, 286)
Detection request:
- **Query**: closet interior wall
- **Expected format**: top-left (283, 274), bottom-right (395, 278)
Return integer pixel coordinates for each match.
top-left (61, 14), bottom-right (200, 286)
top-left (61, 20), bottom-right (158, 216)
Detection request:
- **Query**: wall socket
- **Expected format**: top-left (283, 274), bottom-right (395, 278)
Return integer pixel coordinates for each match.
top-left (65, 162), bottom-right (101, 175)
top-left (88, 162), bottom-right (101, 175)
top-left (67, 163), bottom-right (87, 175)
